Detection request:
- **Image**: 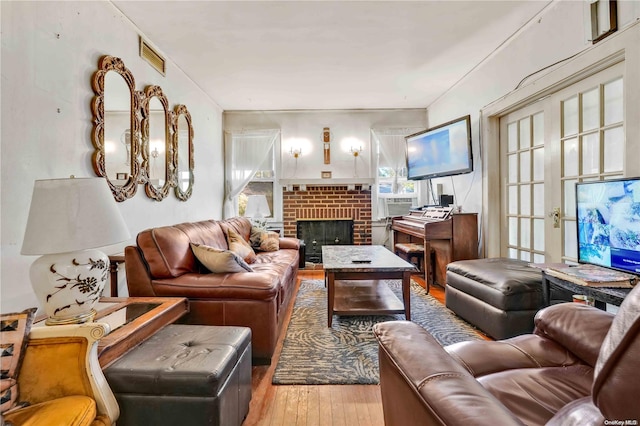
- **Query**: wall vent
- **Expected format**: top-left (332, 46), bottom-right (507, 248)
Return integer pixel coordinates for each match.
top-left (139, 37), bottom-right (166, 76)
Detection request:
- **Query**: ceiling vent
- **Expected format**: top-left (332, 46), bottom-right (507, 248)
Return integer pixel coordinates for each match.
top-left (139, 37), bottom-right (166, 76)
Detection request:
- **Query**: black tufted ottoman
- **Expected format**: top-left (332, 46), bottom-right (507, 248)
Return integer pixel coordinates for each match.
top-left (445, 258), bottom-right (544, 340)
top-left (104, 325), bottom-right (251, 426)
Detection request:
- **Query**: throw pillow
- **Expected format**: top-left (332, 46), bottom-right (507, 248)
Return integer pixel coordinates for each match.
top-left (259, 231), bottom-right (280, 252)
top-left (226, 228), bottom-right (257, 264)
top-left (191, 243), bottom-right (253, 273)
top-left (1, 307), bottom-right (37, 415)
top-left (249, 226), bottom-right (264, 249)
top-left (249, 226), bottom-right (280, 252)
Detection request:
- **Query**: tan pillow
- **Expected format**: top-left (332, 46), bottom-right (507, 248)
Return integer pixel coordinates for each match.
top-left (259, 231), bottom-right (280, 252)
top-left (191, 243), bottom-right (253, 273)
top-left (1, 307), bottom-right (37, 415)
top-left (249, 226), bottom-right (265, 249)
top-left (226, 228), bottom-right (257, 264)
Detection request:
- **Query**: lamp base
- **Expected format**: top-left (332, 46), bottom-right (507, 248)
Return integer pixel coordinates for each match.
top-left (30, 249), bottom-right (109, 325)
top-left (44, 308), bottom-right (98, 326)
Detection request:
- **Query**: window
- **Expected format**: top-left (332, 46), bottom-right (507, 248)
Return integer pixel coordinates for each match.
top-left (223, 129), bottom-right (279, 219)
top-left (372, 128), bottom-right (421, 218)
top-left (238, 148), bottom-right (275, 218)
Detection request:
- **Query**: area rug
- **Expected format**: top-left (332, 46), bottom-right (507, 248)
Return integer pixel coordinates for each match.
top-left (272, 279), bottom-right (481, 385)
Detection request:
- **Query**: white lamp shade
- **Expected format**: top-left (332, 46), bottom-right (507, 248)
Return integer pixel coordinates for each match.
top-left (21, 177), bottom-right (131, 255)
top-left (245, 194), bottom-right (271, 218)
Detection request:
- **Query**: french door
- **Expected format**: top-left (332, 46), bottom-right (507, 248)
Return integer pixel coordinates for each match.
top-left (500, 62), bottom-right (624, 262)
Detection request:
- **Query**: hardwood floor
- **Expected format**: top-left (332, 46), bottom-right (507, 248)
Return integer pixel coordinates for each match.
top-left (242, 269), bottom-right (463, 425)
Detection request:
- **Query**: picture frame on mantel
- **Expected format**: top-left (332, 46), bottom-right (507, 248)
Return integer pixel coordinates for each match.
top-left (589, 0), bottom-right (617, 44)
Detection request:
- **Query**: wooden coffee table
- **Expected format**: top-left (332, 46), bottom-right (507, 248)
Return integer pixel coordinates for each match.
top-left (322, 245), bottom-right (417, 327)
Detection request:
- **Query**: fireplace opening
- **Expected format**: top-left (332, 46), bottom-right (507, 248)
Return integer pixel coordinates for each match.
top-left (297, 219), bottom-right (354, 264)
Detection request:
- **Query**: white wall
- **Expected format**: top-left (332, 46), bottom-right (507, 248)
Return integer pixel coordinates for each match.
top-left (1, 1), bottom-right (225, 312)
top-left (224, 109), bottom-right (426, 183)
top-left (425, 1), bottom-right (640, 255)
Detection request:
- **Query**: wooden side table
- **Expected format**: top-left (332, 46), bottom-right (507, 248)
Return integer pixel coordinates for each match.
top-left (33, 296), bottom-right (189, 368)
top-left (541, 271), bottom-right (631, 310)
top-left (108, 254), bottom-right (125, 297)
top-left (94, 297), bottom-right (189, 367)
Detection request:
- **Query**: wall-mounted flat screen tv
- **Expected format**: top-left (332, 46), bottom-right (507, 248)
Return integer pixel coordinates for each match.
top-left (576, 177), bottom-right (640, 275)
top-left (405, 115), bottom-right (473, 180)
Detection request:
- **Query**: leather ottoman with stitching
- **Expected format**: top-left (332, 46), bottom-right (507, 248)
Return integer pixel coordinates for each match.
top-left (104, 324), bottom-right (251, 426)
top-left (445, 258), bottom-right (544, 340)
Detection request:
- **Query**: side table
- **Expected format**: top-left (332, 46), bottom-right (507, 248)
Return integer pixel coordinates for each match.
top-left (108, 254), bottom-right (125, 297)
top-left (35, 297), bottom-right (190, 368)
top-left (541, 271), bottom-right (632, 310)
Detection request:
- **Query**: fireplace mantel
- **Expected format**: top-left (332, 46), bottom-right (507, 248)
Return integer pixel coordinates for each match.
top-left (280, 178), bottom-right (375, 187)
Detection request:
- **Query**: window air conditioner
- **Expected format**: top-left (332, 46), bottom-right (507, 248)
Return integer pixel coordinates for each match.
top-left (383, 197), bottom-right (415, 217)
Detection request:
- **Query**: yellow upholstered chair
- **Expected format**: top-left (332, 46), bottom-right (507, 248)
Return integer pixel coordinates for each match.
top-left (3, 322), bottom-right (119, 426)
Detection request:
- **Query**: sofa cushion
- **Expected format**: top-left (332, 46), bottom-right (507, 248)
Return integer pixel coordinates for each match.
top-left (220, 217), bottom-right (253, 243)
top-left (191, 244), bottom-right (253, 273)
top-left (226, 228), bottom-right (257, 264)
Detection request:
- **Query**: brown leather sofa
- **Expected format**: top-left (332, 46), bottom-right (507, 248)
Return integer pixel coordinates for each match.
top-left (373, 281), bottom-right (640, 425)
top-left (124, 217), bottom-right (301, 363)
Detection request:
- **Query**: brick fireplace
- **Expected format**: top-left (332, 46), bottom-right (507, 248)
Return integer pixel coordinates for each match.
top-left (282, 185), bottom-right (372, 246)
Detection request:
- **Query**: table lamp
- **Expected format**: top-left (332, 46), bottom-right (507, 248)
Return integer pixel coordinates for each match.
top-left (21, 177), bottom-right (131, 325)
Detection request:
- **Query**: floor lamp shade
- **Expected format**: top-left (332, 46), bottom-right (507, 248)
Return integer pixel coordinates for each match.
top-left (21, 178), bottom-right (131, 324)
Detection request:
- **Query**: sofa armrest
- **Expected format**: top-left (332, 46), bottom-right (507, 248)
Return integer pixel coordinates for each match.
top-left (279, 237), bottom-right (305, 268)
top-left (446, 333), bottom-right (583, 378)
top-left (16, 323), bottom-right (119, 424)
top-left (124, 245), bottom-right (157, 297)
top-left (278, 237), bottom-right (300, 250)
top-left (533, 302), bottom-right (614, 367)
top-left (374, 321), bottom-right (524, 426)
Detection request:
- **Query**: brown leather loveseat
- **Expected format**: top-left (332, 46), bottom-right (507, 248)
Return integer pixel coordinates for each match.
top-left (374, 281), bottom-right (640, 425)
top-left (125, 217), bottom-right (301, 363)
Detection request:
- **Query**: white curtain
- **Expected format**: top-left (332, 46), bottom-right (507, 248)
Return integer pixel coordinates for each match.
top-left (223, 129), bottom-right (280, 218)
top-left (371, 128), bottom-right (423, 193)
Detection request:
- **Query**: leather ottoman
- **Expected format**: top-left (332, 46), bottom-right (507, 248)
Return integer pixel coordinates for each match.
top-left (445, 258), bottom-right (543, 339)
top-left (104, 325), bottom-right (251, 426)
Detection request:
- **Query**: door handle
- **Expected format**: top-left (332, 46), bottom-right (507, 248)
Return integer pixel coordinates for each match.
top-left (548, 207), bottom-right (560, 228)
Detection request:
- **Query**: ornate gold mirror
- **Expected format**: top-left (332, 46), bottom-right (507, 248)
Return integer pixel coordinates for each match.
top-left (91, 56), bottom-right (140, 201)
top-left (173, 105), bottom-right (194, 201)
top-left (141, 85), bottom-right (172, 201)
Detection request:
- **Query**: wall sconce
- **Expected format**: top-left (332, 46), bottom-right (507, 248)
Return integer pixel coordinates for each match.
top-left (350, 145), bottom-right (363, 177)
top-left (350, 145), bottom-right (363, 157)
top-left (289, 147), bottom-right (302, 158)
top-left (289, 147), bottom-right (302, 177)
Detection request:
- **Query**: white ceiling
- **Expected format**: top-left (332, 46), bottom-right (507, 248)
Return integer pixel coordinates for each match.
top-left (112, 1), bottom-right (551, 111)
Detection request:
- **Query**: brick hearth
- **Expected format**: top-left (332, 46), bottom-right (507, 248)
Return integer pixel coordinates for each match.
top-left (282, 185), bottom-right (372, 245)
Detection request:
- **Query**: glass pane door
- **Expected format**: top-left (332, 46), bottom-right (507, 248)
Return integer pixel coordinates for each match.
top-left (559, 74), bottom-right (624, 262)
top-left (499, 62), bottom-right (624, 264)
top-left (501, 106), bottom-right (548, 263)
